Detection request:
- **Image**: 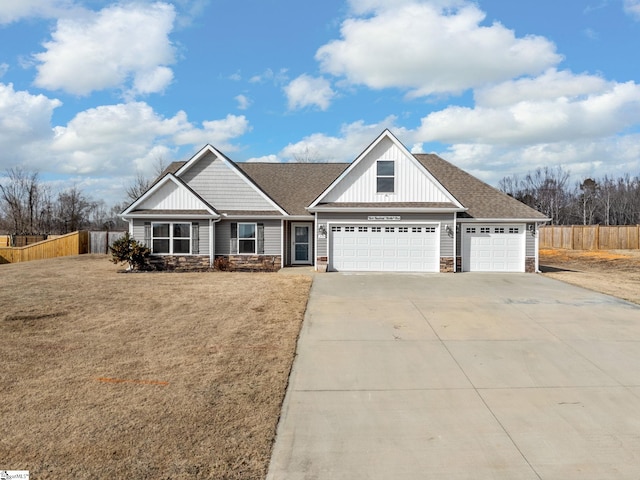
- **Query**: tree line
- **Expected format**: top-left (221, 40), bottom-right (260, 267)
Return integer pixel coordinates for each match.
top-left (0, 167), bottom-right (128, 235)
top-left (498, 166), bottom-right (640, 226)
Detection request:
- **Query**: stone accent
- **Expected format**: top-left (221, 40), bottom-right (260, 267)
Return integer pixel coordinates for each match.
top-left (440, 257), bottom-right (454, 273)
top-left (149, 255), bottom-right (211, 272)
top-left (225, 255), bottom-right (281, 272)
top-left (456, 256), bottom-right (462, 272)
top-left (316, 256), bottom-right (328, 273)
top-left (525, 257), bottom-right (536, 273)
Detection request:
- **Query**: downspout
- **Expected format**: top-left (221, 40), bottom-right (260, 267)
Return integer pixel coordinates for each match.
top-left (314, 211), bottom-right (318, 271)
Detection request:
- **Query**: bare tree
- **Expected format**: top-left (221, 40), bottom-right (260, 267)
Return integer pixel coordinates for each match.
top-left (125, 156), bottom-right (169, 201)
top-left (0, 167), bottom-right (49, 234)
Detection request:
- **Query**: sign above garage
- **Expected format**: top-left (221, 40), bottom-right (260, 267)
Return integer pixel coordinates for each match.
top-left (367, 216), bottom-right (401, 221)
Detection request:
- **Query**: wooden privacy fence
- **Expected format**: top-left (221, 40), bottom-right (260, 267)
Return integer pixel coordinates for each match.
top-left (539, 225), bottom-right (640, 250)
top-left (89, 231), bottom-right (126, 254)
top-left (0, 231), bottom-right (89, 264)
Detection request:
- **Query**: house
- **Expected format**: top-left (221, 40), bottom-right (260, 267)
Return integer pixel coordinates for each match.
top-left (121, 130), bottom-right (548, 273)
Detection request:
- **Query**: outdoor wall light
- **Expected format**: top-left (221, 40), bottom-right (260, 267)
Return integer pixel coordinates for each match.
top-left (318, 225), bottom-right (327, 237)
top-left (445, 224), bottom-right (454, 237)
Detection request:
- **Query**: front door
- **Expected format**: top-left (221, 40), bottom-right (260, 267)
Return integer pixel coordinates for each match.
top-left (292, 223), bottom-right (312, 264)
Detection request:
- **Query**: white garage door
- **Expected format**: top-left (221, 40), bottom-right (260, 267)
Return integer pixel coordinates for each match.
top-left (462, 224), bottom-right (525, 272)
top-left (329, 224), bottom-right (439, 272)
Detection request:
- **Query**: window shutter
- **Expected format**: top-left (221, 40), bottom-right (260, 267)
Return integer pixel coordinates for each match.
top-left (257, 223), bottom-right (264, 254)
top-left (144, 222), bottom-right (151, 247)
top-left (230, 222), bottom-right (237, 254)
top-left (192, 222), bottom-right (199, 254)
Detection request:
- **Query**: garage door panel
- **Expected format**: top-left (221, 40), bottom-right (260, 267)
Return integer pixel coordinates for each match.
top-left (463, 224), bottom-right (524, 272)
top-left (330, 224), bottom-right (439, 272)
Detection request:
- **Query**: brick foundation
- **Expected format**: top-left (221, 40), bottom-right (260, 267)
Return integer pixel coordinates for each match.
top-left (149, 255), bottom-right (211, 272)
top-left (440, 257), bottom-right (454, 273)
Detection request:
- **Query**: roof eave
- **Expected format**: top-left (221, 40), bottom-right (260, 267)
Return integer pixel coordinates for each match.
top-left (308, 206), bottom-right (467, 214)
top-left (459, 217), bottom-right (551, 223)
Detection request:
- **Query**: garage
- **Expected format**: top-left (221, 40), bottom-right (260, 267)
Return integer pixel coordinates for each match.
top-left (462, 224), bottom-right (525, 272)
top-left (329, 224), bottom-right (439, 272)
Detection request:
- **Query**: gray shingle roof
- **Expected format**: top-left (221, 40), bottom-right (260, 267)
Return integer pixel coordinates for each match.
top-left (152, 155), bottom-right (546, 221)
top-left (414, 154), bottom-right (548, 220)
top-left (237, 163), bottom-right (348, 215)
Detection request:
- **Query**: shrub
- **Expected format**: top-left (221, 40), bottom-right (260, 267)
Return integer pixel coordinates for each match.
top-left (213, 256), bottom-right (231, 271)
top-left (110, 233), bottom-right (150, 271)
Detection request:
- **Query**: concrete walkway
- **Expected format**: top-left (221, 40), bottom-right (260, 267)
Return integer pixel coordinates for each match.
top-left (267, 273), bottom-right (640, 479)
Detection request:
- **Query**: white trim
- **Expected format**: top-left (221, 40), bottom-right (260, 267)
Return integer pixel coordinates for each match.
top-left (309, 130), bottom-right (464, 210)
top-left (309, 206), bottom-right (466, 214)
top-left (291, 222), bottom-right (313, 265)
top-left (326, 220), bottom-right (441, 273)
top-left (459, 218), bottom-right (550, 223)
top-left (151, 221), bottom-right (193, 255)
top-left (237, 222), bottom-right (258, 255)
top-left (121, 173), bottom-right (218, 218)
top-left (175, 144), bottom-right (288, 216)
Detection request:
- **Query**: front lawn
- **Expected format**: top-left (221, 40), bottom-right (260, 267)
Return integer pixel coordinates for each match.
top-left (0, 255), bottom-right (312, 479)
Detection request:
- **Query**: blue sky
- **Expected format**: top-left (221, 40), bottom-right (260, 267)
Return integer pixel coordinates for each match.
top-left (1, 0), bottom-right (640, 206)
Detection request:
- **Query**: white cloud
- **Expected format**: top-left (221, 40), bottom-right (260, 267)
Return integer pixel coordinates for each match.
top-left (0, 0), bottom-right (73, 24)
top-left (417, 73), bottom-right (640, 145)
top-left (235, 94), bottom-right (252, 110)
top-left (284, 75), bottom-right (336, 111)
top-left (172, 114), bottom-right (251, 148)
top-left (0, 83), bottom-right (61, 165)
top-left (0, 63), bottom-right (8, 78)
top-left (624, 0), bottom-right (640, 20)
top-left (33, 3), bottom-right (177, 96)
top-left (279, 116), bottom-right (404, 162)
top-left (316, 1), bottom-right (561, 97)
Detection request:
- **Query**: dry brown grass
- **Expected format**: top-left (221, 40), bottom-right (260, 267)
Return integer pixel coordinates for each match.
top-left (0, 255), bottom-right (312, 479)
top-left (540, 248), bottom-right (640, 305)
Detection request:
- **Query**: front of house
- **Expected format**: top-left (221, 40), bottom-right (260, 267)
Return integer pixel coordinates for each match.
top-left (121, 130), bottom-right (548, 273)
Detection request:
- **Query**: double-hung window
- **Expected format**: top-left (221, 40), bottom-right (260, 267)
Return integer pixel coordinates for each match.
top-left (238, 223), bottom-right (256, 254)
top-left (377, 160), bottom-right (394, 193)
top-left (152, 222), bottom-right (191, 254)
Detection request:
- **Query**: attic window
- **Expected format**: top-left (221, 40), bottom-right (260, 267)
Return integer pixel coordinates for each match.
top-left (377, 160), bottom-right (394, 193)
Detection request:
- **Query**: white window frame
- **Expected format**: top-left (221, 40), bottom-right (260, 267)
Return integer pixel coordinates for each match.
top-left (152, 222), bottom-right (192, 255)
top-left (238, 222), bottom-right (257, 255)
top-left (376, 160), bottom-right (395, 193)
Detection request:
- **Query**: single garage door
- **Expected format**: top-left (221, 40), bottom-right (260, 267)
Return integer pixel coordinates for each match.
top-left (462, 224), bottom-right (525, 272)
top-left (329, 224), bottom-right (439, 272)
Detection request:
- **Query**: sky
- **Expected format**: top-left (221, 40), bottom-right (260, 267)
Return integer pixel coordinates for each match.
top-left (1, 0), bottom-right (640, 207)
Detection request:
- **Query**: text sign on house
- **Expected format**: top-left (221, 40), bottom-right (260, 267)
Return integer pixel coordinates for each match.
top-left (367, 216), bottom-right (401, 221)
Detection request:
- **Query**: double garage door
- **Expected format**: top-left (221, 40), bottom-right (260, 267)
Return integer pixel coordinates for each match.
top-left (329, 224), bottom-right (439, 272)
top-left (462, 224), bottom-right (525, 272)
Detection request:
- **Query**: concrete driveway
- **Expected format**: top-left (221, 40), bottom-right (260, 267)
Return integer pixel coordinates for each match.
top-left (267, 273), bottom-right (640, 480)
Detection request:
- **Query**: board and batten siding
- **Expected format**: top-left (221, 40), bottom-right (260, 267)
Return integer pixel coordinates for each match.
top-left (316, 212), bottom-right (455, 258)
top-left (215, 219), bottom-right (281, 256)
top-left (137, 180), bottom-right (208, 210)
top-left (321, 136), bottom-right (453, 204)
top-left (180, 152), bottom-right (276, 211)
top-left (132, 219), bottom-right (210, 255)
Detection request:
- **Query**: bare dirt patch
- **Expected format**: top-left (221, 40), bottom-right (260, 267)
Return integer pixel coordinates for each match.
top-left (540, 248), bottom-right (640, 305)
top-left (0, 255), bottom-right (312, 479)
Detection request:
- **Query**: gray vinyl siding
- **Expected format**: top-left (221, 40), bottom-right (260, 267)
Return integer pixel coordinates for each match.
top-left (181, 152), bottom-right (276, 211)
top-left (526, 223), bottom-right (535, 256)
top-left (215, 219), bottom-right (281, 255)
top-left (316, 212), bottom-right (455, 258)
top-left (131, 218), bottom-right (209, 255)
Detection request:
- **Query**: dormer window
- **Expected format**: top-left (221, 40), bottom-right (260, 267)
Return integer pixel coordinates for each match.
top-left (377, 160), bottom-right (394, 193)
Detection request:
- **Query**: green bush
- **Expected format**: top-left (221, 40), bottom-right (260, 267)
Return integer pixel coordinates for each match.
top-left (110, 233), bottom-right (150, 271)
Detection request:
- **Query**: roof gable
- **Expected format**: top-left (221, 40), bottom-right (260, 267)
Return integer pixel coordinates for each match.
top-left (175, 145), bottom-right (287, 215)
top-left (310, 130), bottom-right (462, 208)
top-left (122, 174), bottom-right (218, 217)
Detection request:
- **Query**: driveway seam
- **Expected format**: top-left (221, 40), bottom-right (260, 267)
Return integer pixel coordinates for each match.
top-left (409, 298), bottom-right (544, 480)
